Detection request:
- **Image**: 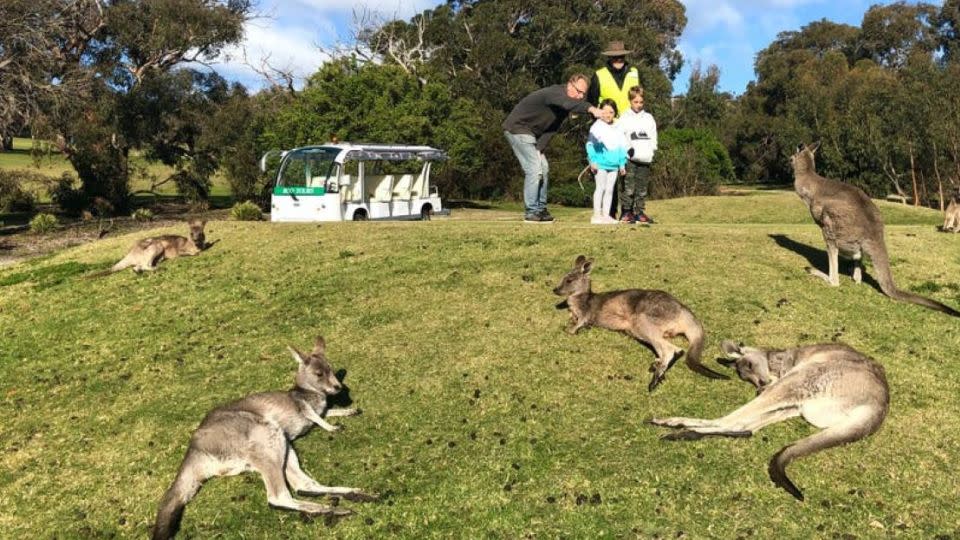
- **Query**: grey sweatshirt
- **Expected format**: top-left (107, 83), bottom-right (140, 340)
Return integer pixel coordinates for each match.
top-left (502, 84), bottom-right (593, 151)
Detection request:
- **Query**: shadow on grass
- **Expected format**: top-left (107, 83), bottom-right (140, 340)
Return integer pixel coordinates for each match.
top-left (768, 234), bottom-right (883, 294)
top-left (445, 200), bottom-right (494, 210)
top-left (0, 261), bottom-right (103, 290)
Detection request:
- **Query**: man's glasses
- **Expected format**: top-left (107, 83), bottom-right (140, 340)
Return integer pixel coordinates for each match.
top-left (572, 84), bottom-right (588, 95)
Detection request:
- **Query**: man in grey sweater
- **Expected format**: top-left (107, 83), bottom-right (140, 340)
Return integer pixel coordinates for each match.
top-left (503, 74), bottom-right (602, 222)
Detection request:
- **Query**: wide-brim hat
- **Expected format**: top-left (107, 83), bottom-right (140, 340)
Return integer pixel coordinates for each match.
top-left (602, 41), bottom-right (632, 57)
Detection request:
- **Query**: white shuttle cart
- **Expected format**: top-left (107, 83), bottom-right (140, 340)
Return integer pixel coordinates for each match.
top-left (262, 143), bottom-right (449, 222)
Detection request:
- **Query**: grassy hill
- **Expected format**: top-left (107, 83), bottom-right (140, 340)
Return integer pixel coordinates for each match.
top-left (1, 191), bottom-right (959, 538)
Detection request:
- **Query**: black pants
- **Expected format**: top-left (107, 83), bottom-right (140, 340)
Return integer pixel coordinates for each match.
top-left (620, 160), bottom-right (651, 215)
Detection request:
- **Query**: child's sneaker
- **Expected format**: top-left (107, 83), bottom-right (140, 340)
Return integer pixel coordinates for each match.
top-left (591, 215), bottom-right (617, 225)
top-left (635, 213), bottom-right (655, 224)
top-left (619, 211), bottom-right (635, 223)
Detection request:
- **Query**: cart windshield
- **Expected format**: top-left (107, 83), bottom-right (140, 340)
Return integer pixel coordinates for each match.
top-left (277, 147), bottom-right (340, 191)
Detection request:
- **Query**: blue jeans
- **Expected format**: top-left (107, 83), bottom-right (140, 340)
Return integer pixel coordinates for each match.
top-left (504, 131), bottom-right (549, 215)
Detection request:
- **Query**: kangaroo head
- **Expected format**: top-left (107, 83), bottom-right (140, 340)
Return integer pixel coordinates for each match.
top-left (188, 219), bottom-right (206, 249)
top-left (718, 340), bottom-right (775, 392)
top-left (553, 255), bottom-right (593, 297)
top-left (789, 142), bottom-right (819, 176)
top-left (289, 336), bottom-right (342, 395)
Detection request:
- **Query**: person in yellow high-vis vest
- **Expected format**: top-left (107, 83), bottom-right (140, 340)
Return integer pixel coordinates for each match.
top-left (586, 41), bottom-right (640, 119)
top-left (587, 41), bottom-right (641, 218)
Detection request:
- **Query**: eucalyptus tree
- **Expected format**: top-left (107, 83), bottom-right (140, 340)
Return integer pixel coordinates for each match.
top-left (0, 0), bottom-right (251, 211)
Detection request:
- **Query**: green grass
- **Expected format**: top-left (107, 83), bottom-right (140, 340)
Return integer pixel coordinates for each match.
top-left (0, 137), bottom-right (232, 200)
top-left (2, 192), bottom-right (960, 538)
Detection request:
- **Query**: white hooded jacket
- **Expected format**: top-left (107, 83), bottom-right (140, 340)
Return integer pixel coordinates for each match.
top-left (618, 109), bottom-right (658, 164)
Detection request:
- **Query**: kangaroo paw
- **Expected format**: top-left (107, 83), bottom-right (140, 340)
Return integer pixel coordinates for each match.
top-left (769, 452), bottom-right (805, 501)
top-left (661, 430), bottom-right (706, 441)
top-left (341, 491), bottom-right (380, 503)
top-left (648, 371), bottom-right (665, 392)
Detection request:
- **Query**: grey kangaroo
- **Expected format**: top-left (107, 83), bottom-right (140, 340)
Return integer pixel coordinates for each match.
top-left (791, 142), bottom-right (959, 316)
top-left (943, 187), bottom-right (960, 232)
top-left (152, 336), bottom-right (376, 540)
top-left (86, 220), bottom-right (207, 278)
top-left (553, 255), bottom-right (728, 391)
top-left (651, 340), bottom-right (889, 501)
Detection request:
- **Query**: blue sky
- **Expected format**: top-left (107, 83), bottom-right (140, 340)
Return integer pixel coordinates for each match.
top-left (214, 1), bottom-right (933, 97)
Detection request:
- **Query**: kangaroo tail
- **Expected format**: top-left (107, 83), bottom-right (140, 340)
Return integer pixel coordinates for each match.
top-left (867, 241), bottom-right (960, 317)
top-left (152, 453), bottom-right (205, 540)
top-left (83, 259), bottom-right (130, 280)
top-left (769, 407), bottom-right (885, 501)
top-left (684, 317), bottom-right (729, 380)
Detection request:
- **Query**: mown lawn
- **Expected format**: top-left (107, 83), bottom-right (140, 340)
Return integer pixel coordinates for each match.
top-left (0, 137), bottom-right (232, 200)
top-left (1, 191), bottom-right (959, 538)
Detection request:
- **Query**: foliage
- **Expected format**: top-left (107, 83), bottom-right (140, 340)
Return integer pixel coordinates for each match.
top-left (0, 170), bottom-right (42, 213)
top-left (727, 2), bottom-right (960, 208)
top-left (3, 0), bottom-right (252, 211)
top-left (28, 212), bottom-right (59, 234)
top-left (230, 200), bottom-right (263, 221)
top-left (49, 173), bottom-right (90, 216)
top-left (132, 208), bottom-right (155, 222)
top-left (649, 128), bottom-right (732, 199)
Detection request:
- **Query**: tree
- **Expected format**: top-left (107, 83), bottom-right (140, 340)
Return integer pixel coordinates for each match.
top-left (2, 0), bottom-right (251, 211)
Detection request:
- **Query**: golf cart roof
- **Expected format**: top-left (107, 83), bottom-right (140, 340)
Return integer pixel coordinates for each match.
top-left (295, 143), bottom-right (448, 162)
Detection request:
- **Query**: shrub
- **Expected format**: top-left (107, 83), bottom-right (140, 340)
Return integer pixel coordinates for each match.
top-left (49, 173), bottom-right (89, 216)
top-left (649, 128), bottom-right (734, 199)
top-left (231, 200), bottom-right (262, 221)
top-left (549, 180), bottom-right (592, 208)
top-left (29, 213), bottom-right (59, 234)
top-left (132, 208), bottom-right (155, 222)
top-left (0, 170), bottom-right (42, 213)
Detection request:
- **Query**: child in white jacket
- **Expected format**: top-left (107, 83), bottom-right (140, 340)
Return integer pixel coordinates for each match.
top-left (585, 99), bottom-right (628, 224)
top-left (617, 86), bottom-right (658, 224)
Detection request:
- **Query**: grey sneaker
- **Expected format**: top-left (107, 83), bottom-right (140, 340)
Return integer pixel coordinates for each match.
top-left (537, 210), bottom-right (555, 222)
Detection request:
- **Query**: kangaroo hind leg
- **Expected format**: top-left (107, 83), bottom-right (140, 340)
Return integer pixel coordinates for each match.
top-left (285, 446), bottom-right (377, 502)
top-left (635, 320), bottom-right (683, 392)
top-left (248, 434), bottom-right (351, 516)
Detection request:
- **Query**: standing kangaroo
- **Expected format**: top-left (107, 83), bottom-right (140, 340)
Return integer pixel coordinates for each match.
top-left (553, 255), bottom-right (728, 391)
top-left (943, 187), bottom-right (960, 232)
top-left (86, 220), bottom-right (207, 278)
top-left (651, 340), bottom-right (889, 501)
top-left (791, 142), bottom-right (959, 316)
top-left (152, 337), bottom-right (376, 540)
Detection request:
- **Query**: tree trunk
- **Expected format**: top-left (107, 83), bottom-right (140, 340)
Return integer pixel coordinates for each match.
top-left (909, 143), bottom-right (919, 207)
top-left (934, 141), bottom-right (944, 211)
top-left (1, 134), bottom-right (12, 151)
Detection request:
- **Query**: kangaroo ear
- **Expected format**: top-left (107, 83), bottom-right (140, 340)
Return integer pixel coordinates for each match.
top-left (720, 339), bottom-right (743, 358)
top-left (312, 336), bottom-right (326, 354)
top-left (288, 346), bottom-right (306, 365)
top-left (808, 141), bottom-right (821, 154)
top-left (716, 357), bottom-right (737, 367)
top-left (574, 255), bottom-right (587, 266)
top-left (582, 259), bottom-right (593, 274)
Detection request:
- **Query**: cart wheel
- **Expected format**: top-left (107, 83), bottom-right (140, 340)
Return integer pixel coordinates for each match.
top-left (353, 209), bottom-right (368, 221)
top-left (420, 205), bottom-right (433, 221)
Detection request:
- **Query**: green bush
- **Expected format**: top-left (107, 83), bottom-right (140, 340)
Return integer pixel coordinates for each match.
top-left (29, 213), bottom-right (59, 234)
top-left (649, 128), bottom-right (734, 199)
top-left (49, 173), bottom-right (89, 216)
top-left (230, 200), bottom-right (262, 221)
top-left (131, 208), bottom-right (155, 222)
top-left (0, 170), bottom-right (41, 213)
top-left (549, 179), bottom-right (592, 208)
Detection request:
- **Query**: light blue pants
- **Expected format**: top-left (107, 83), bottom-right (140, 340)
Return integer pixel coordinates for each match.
top-left (504, 131), bottom-right (549, 215)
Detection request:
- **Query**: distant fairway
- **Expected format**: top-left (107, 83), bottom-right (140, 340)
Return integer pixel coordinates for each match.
top-left (1, 191), bottom-right (958, 538)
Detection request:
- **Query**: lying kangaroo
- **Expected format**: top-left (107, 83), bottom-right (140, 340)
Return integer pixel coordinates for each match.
top-left (791, 142), bottom-right (959, 316)
top-left (553, 255), bottom-right (728, 391)
top-left (86, 220), bottom-right (207, 278)
top-left (152, 336), bottom-right (376, 540)
top-left (943, 187), bottom-right (960, 232)
top-left (651, 340), bottom-right (889, 501)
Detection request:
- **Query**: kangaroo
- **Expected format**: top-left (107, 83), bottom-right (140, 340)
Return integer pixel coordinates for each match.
top-left (86, 220), bottom-right (207, 278)
top-left (943, 187), bottom-right (960, 232)
top-left (651, 340), bottom-right (889, 501)
top-left (151, 336), bottom-right (376, 540)
top-left (791, 142), bottom-right (959, 316)
top-left (553, 255), bottom-right (728, 391)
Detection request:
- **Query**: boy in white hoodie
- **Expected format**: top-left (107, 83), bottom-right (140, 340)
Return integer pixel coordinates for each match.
top-left (618, 86), bottom-right (658, 224)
